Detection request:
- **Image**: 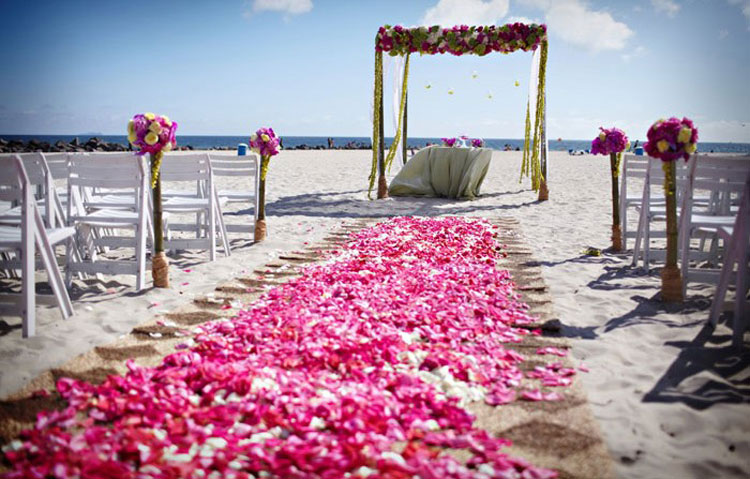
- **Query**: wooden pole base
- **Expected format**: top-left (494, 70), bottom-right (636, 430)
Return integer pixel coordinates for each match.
top-left (661, 264), bottom-right (683, 303)
top-left (152, 252), bottom-right (169, 288)
top-left (537, 180), bottom-right (549, 201)
top-left (611, 224), bottom-right (623, 252)
top-left (255, 219), bottom-right (267, 242)
top-left (377, 175), bottom-right (389, 199)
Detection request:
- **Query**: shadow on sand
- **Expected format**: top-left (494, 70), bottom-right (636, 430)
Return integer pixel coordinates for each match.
top-left (556, 255), bottom-right (749, 410)
top-left (644, 319), bottom-right (750, 410)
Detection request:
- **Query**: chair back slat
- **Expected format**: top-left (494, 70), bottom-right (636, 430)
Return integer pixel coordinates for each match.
top-left (68, 153), bottom-right (145, 187)
top-left (0, 156), bottom-right (25, 201)
top-left (210, 154), bottom-right (259, 177)
top-left (160, 153), bottom-right (211, 181)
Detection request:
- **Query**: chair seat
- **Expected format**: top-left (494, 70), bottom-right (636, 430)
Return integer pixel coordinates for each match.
top-left (163, 195), bottom-right (228, 211)
top-left (0, 225), bottom-right (75, 249)
top-left (162, 190), bottom-right (201, 199)
top-left (85, 193), bottom-right (138, 210)
top-left (70, 208), bottom-right (142, 227)
top-left (0, 204), bottom-right (48, 224)
top-left (218, 190), bottom-right (256, 202)
top-left (688, 214), bottom-right (736, 229)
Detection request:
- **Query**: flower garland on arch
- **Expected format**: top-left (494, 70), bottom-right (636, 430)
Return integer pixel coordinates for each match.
top-left (376, 23), bottom-right (547, 56)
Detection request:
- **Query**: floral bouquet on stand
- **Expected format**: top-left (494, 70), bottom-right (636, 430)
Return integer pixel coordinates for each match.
top-left (591, 127), bottom-right (629, 252)
top-left (442, 136), bottom-right (485, 148)
top-left (249, 127), bottom-right (281, 242)
top-left (644, 117), bottom-right (698, 302)
top-left (128, 113), bottom-right (178, 288)
top-left (441, 137), bottom-right (458, 147)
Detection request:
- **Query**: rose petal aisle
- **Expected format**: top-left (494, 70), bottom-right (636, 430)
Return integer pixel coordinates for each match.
top-left (1, 217), bottom-right (609, 479)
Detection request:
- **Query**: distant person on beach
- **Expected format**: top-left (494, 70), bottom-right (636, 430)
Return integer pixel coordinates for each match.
top-left (327, 137), bottom-right (334, 149)
top-left (279, 137), bottom-right (284, 149)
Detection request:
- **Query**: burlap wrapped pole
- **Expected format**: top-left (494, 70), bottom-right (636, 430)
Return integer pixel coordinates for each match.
top-left (254, 157), bottom-right (269, 242)
top-left (661, 160), bottom-right (683, 302)
top-left (377, 175), bottom-right (389, 199)
top-left (610, 153), bottom-right (623, 252)
top-left (537, 179), bottom-right (549, 201)
top-left (150, 153), bottom-right (169, 288)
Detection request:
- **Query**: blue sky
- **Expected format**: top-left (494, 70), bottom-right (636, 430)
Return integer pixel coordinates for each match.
top-left (0, 0), bottom-right (748, 142)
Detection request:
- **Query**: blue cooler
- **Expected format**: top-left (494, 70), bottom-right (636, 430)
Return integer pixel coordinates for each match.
top-left (634, 146), bottom-right (644, 156)
top-left (237, 143), bottom-right (248, 156)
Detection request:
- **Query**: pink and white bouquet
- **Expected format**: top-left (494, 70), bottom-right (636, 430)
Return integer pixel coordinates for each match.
top-left (442, 136), bottom-right (485, 148)
top-left (644, 117), bottom-right (698, 162)
top-left (441, 137), bottom-right (458, 147)
top-left (127, 113), bottom-right (177, 156)
top-left (250, 127), bottom-right (281, 181)
top-left (249, 127), bottom-right (281, 159)
top-left (590, 127), bottom-right (628, 155)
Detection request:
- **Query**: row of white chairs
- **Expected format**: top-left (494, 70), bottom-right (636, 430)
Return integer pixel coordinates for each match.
top-left (0, 151), bottom-right (260, 337)
top-left (620, 153), bottom-right (750, 344)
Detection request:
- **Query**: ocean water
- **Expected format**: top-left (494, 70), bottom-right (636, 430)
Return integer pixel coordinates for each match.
top-left (2, 134), bottom-right (749, 154)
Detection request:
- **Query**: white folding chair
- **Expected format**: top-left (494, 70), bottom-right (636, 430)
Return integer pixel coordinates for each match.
top-left (160, 152), bottom-right (231, 261)
top-left (619, 155), bottom-right (651, 251)
top-left (66, 153), bottom-right (149, 291)
top-left (679, 155), bottom-right (750, 296)
top-left (0, 153), bottom-right (67, 229)
top-left (708, 171), bottom-right (750, 346)
top-left (632, 159), bottom-right (690, 271)
top-left (0, 155), bottom-right (75, 337)
top-left (210, 152), bottom-right (260, 235)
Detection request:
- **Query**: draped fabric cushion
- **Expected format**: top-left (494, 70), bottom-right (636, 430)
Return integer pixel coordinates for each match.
top-left (388, 146), bottom-right (492, 200)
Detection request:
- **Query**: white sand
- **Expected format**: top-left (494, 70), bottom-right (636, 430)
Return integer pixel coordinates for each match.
top-left (1, 150), bottom-right (748, 478)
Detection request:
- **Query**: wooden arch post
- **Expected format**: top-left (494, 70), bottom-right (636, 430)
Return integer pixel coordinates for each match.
top-left (376, 62), bottom-right (387, 199)
top-left (538, 89), bottom-right (549, 201)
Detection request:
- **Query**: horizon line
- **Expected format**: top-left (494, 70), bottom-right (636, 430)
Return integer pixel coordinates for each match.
top-left (1, 133), bottom-right (749, 144)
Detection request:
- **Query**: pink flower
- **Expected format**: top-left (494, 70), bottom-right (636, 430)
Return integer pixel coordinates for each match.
top-left (644, 117), bottom-right (699, 162)
top-left (590, 127), bottom-right (628, 155)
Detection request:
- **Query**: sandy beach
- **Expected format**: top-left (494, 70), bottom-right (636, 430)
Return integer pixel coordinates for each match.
top-left (1, 149), bottom-right (748, 478)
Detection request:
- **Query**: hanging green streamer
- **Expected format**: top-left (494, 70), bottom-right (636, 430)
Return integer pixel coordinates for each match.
top-left (528, 40), bottom-right (548, 191)
top-left (383, 54), bottom-right (410, 173)
top-left (520, 102), bottom-right (531, 183)
top-left (368, 50), bottom-right (383, 199)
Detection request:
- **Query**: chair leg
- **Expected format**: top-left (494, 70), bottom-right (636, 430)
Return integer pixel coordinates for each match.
top-left (208, 204), bottom-right (216, 261)
top-left (21, 235), bottom-right (35, 339)
top-left (633, 208), bottom-right (645, 267)
top-left (135, 223), bottom-right (147, 292)
top-left (709, 239), bottom-right (736, 328)
top-left (680, 227), bottom-right (691, 298)
top-left (214, 193), bottom-right (231, 257)
top-left (732, 228), bottom-right (749, 347)
top-left (36, 233), bottom-right (73, 319)
top-left (643, 213), bottom-right (651, 273)
top-left (621, 206), bottom-right (628, 251)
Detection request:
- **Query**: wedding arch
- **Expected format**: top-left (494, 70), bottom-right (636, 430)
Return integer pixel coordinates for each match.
top-left (368, 23), bottom-right (549, 200)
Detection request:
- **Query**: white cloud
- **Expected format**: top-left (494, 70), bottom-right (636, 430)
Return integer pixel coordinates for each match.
top-left (522, 0), bottom-right (633, 52)
top-left (421, 0), bottom-right (633, 52)
top-left (621, 45), bottom-right (647, 62)
top-left (506, 15), bottom-right (542, 25)
top-left (421, 0), bottom-right (509, 26)
top-left (718, 28), bottom-right (729, 39)
top-left (651, 0), bottom-right (680, 17)
top-left (244, 0), bottom-right (312, 18)
top-left (728, 0), bottom-right (750, 29)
